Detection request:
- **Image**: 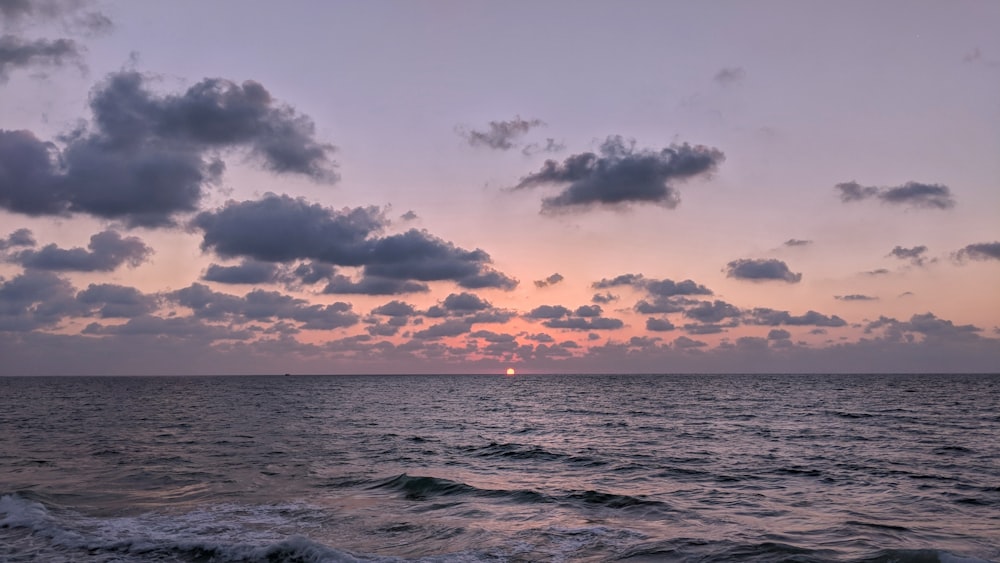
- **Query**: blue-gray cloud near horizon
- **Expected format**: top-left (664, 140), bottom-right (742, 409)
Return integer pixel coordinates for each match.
top-left (835, 181), bottom-right (956, 210)
top-left (726, 258), bottom-right (801, 283)
top-left (889, 245), bottom-right (929, 267)
top-left (193, 193), bottom-right (517, 293)
top-left (513, 136), bottom-right (724, 212)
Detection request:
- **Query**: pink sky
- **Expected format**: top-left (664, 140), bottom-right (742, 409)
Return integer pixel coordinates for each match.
top-left (1, 1), bottom-right (998, 374)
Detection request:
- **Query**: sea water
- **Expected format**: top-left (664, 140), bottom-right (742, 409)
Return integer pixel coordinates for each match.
top-left (1, 373), bottom-right (998, 562)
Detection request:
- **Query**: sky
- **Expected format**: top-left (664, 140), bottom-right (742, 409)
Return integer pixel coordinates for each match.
top-left (1, 0), bottom-right (998, 375)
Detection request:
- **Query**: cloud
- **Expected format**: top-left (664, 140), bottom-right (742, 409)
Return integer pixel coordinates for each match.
top-left (747, 308), bottom-right (846, 327)
top-left (399, 210), bottom-right (418, 221)
top-left (194, 194), bottom-right (515, 291)
top-left (543, 316), bottom-right (623, 331)
top-left (864, 268), bottom-right (890, 276)
top-left (888, 245), bottom-right (928, 267)
top-left (834, 181), bottom-right (956, 210)
top-left (955, 242), bottom-right (1000, 262)
top-left (534, 272), bottom-right (564, 288)
top-left (592, 273), bottom-right (712, 296)
top-left (459, 116), bottom-right (544, 150)
top-left (673, 335), bottom-right (706, 349)
top-left (526, 304), bottom-right (571, 319)
top-left (0, 71), bottom-right (337, 227)
top-left (767, 329), bottom-right (791, 340)
top-left (0, 228), bottom-right (35, 250)
top-left (591, 292), bottom-right (617, 304)
top-left (714, 66), bottom-right (746, 85)
top-left (0, 35), bottom-right (83, 81)
top-left (166, 283), bottom-right (358, 330)
top-left (371, 300), bottom-right (416, 318)
top-left (835, 294), bottom-right (878, 301)
top-left (634, 297), bottom-right (686, 314)
top-left (646, 317), bottom-right (675, 332)
top-left (784, 239), bottom-right (812, 247)
top-left (513, 135), bottom-right (724, 212)
top-left (322, 275), bottom-right (429, 296)
top-left (0, 269), bottom-right (82, 331)
top-left (0, 0), bottom-right (112, 34)
top-left (684, 300), bottom-right (741, 323)
top-left (441, 292), bottom-right (492, 313)
top-left (9, 230), bottom-right (152, 271)
top-left (412, 319), bottom-right (474, 340)
top-left (76, 283), bottom-right (158, 318)
top-left (865, 312), bottom-right (981, 342)
top-left (725, 258), bottom-right (801, 283)
top-left (203, 259), bottom-right (280, 284)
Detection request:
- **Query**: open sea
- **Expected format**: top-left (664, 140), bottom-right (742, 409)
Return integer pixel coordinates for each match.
top-left (1, 373), bottom-right (998, 563)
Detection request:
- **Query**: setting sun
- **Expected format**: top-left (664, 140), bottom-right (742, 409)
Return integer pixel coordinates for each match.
top-left (506, 368), bottom-right (516, 376)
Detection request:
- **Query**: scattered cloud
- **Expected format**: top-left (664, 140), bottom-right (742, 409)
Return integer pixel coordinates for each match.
top-left (835, 294), bottom-right (878, 301)
top-left (684, 299), bottom-right (741, 323)
top-left (0, 228), bottom-right (35, 250)
top-left (888, 245), bottom-right (929, 267)
top-left (0, 35), bottom-right (83, 81)
top-left (7, 230), bottom-right (152, 271)
top-left (534, 273), bottom-right (564, 288)
top-left (864, 268), bottom-right (891, 276)
top-left (714, 66), bottom-right (746, 85)
top-left (77, 283), bottom-right (158, 318)
top-left (784, 239), bottom-right (812, 247)
top-left (521, 138), bottom-right (565, 156)
top-left (747, 308), bottom-right (846, 327)
top-left (646, 317), bottom-right (675, 332)
top-left (458, 116), bottom-right (544, 151)
top-left (203, 259), bottom-right (280, 285)
top-left (955, 242), bottom-right (1000, 262)
top-left (591, 292), bottom-right (617, 304)
top-left (513, 135), bottom-right (724, 213)
top-left (725, 258), bottom-right (801, 283)
top-left (835, 181), bottom-right (955, 210)
top-left (767, 329), bottom-right (791, 340)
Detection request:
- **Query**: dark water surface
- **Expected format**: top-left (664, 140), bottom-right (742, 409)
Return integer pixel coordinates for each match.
top-left (1, 373), bottom-right (998, 562)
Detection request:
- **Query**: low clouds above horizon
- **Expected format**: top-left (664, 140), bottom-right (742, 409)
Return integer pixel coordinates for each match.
top-left (0, 1), bottom-right (997, 374)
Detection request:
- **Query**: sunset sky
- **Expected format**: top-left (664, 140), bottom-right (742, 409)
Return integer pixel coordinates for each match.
top-left (1, 0), bottom-right (998, 375)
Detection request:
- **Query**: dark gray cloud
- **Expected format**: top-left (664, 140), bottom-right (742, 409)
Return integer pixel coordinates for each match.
top-left (76, 283), bottom-right (158, 318)
top-left (683, 323), bottom-right (726, 335)
top-left (203, 259), bottom-right (280, 285)
top-left (82, 315), bottom-right (252, 341)
top-left (684, 300), bottom-right (741, 324)
top-left (767, 329), bottom-right (791, 340)
top-left (166, 283), bottom-right (358, 330)
top-left (0, 71), bottom-right (337, 227)
top-left (459, 116), bottom-right (544, 150)
top-left (592, 273), bottom-right (712, 297)
top-left (835, 181), bottom-right (956, 210)
top-left (0, 35), bottom-right (82, 80)
top-left (726, 258), bottom-right (802, 283)
top-left (591, 292), bottom-right (617, 304)
top-left (322, 275), bottom-right (429, 296)
top-left (0, 228), bottom-right (35, 250)
top-left (784, 239), bottom-right (812, 247)
top-left (673, 335), bottom-right (706, 349)
top-left (534, 273), bottom-right (564, 288)
top-left (575, 305), bottom-right (602, 317)
top-left (835, 294), bottom-right (878, 301)
top-left (526, 304), bottom-right (571, 319)
top-left (888, 245), bottom-right (928, 266)
top-left (0, 269), bottom-right (81, 330)
top-left (747, 308), bottom-right (846, 327)
top-left (646, 317), bottom-right (675, 332)
top-left (9, 230), bottom-right (152, 271)
top-left (865, 313), bottom-right (981, 342)
top-left (513, 136), bottom-right (724, 212)
top-left (956, 241), bottom-right (1000, 262)
top-left (399, 210), bottom-right (418, 221)
top-left (194, 194), bottom-right (515, 291)
top-left (441, 292), bottom-right (491, 313)
top-left (412, 319), bottom-right (474, 340)
top-left (0, 0), bottom-right (112, 33)
top-left (864, 268), bottom-right (891, 276)
top-left (543, 316), bottom-right (623, 331)
top-left (371, 300), bottom-right (416, 318)
top-left (634, 297), bottom-right (686, 315)
top-left (714, 66), bottom-right (746, 85)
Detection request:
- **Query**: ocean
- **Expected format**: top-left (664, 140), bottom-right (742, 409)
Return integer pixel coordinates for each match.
top-left (1, 373), bottom-right (997, 562)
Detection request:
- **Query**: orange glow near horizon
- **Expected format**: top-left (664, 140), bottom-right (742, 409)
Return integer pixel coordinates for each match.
top-left (506, 368), bottom-right (516, 376)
